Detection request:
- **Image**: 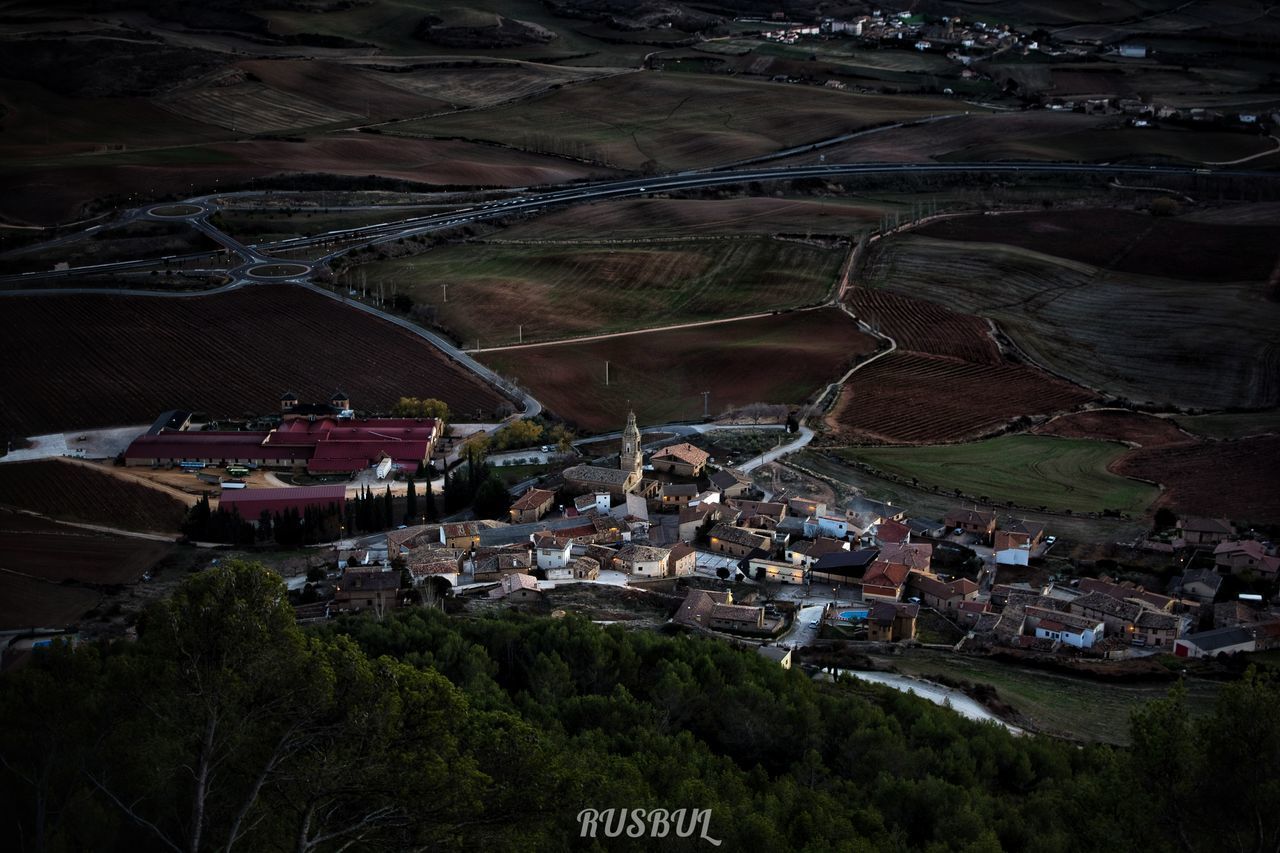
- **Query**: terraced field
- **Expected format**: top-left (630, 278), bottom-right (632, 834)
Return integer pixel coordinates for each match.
top-left (829, 352), bottom-right (1094, 444)
top-left (838, 434), bottom-right (1159, 515)
top-left (159, 79), bottom-right (360, 134)
top-left (0, 287), bottom-right (507, 436)
top-left (357, 237), bottom-right (844, 345)
top-left (479, 308), bottom-right (877, 432)
top-left (390, 72), bottom-right (958, 171)
top-left (863, 235), bottom-right (1280, 410)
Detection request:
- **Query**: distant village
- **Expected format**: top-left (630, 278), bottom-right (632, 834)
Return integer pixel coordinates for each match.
top-left (118, 394), bottom-right (1280, 670)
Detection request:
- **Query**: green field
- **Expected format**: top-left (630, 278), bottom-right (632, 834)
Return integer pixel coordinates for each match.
top-left (876, 649), bottom-right (1220, 745)
top-left (388, 72), bottom-right (959, 171)
top-left (353, 237), bottom-right (843, 345)
top-left (838, 434), bottom-right (1159, 514)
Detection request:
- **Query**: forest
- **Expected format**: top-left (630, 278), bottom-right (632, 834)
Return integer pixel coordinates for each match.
top-left (1, 561), bottom-right (1275, 852)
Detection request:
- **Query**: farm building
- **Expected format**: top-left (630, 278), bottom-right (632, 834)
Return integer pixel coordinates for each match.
top-left (509, 488), bottom-right (555, 524)
top-left (125, 416), bottom-right (438, 475)
top-left (707, 523), bottom-right (770, 557)
top-left (218, 485), bottom-right (346, 521)
top-left (334, 567), bottom-right (400, 614)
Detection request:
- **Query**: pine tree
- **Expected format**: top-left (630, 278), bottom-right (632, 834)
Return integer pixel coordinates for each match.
top-left (425, 472), bottom-right (438, 522)
top-left (405, 477), bottom-right (418, 523)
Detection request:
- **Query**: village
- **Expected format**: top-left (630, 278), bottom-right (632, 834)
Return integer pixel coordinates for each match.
top-left (109, 393), bottom-right (1280, 671)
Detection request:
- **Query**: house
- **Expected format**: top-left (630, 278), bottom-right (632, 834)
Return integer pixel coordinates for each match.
top-left (1178, 516), bottom-right (1235, 545)
top-left (867, 601), bottom-right (918, 642)
top-left (906, 518), bottom-right (947, 539)
top-left (334, 567), bottom-right (400, 614)
top-left (404, 547), bottom-right (463, 587)
top-left (570, 556), bottom-right (601, 580)
top-left (748, 556), bottom-right (806, 584)
top-left (861, 560), bottom-right (910, 601)
top-left (666, 542), bottom-right (697, 577)
top-left (709, 468), bottom-right (752, 499)
top-left (564, 411), bottom-right (647, 497)
top-left (509, 487), bottom-right (556, 524)
top-left (810, 548), bottom-right (878, 585)
top-left (471, 548), bottom-right (532, 583)
top-left (1025, 607), bottom-right (1103, 649)
top-left (1079, 577), bottom-right (1177, 613)
top-left (489, 573), bottom-right (543, 601)
top-left (874, 519), bottom-right (911, 546)
top-left (675, 589), bottom-right (732, 629)
top-left (908, 571), bottom-right (979, 611)
top-left (846, 496), bottom-right (904, 535)
top-left (1133, 609), bottom-right (1181, 647)
top-left (728, 499), bottom-right (786, 525)
top-left (1214, 540), bottom-right (1280, 577)
top-left (709, 602), bottom-right (766, 633)
top-left (1170, 569), bottom-right (1223, 604)
top-left (688, 490), bottom-right (721, 508)
top-left (994, 520), bottom-right (1046, 552)
top-left (1174, 626), bottom-right (1256, 658)
top-left (756, 646), bottom-right (792, 668)
top-left (814, 514), bottom-right (850, 539)
top-left (575, 493), bottom-right (611, 515)
top-left (614, 544), bottom-right (671, 577)
top-left (650, 443), bottom-right (711, 477)
top-left (441, 522), bottom-right (483, 550)
top-left (956, 599), bottom-right (990, 627)
top-left (786, 537), bottom-right (849, 568)
top-left (707, 523), bottom-right (770, 557)
top-left (945, 508), bottom-right (998, 542)
top-left (678, 501), bottom-right (726, 542)
top-left (1069, 591), bottom-right (1144, 637)
top-left (878, 542), bottom-right (932, 571)
top-left (788, 497), bottom-right (826, 518)
top-left (533, 534), bottom-right (573, 570)
top-left (660, 482), bottom-right (700, 509)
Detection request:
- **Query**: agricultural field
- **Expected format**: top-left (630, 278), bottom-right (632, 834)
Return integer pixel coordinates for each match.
top-left (499, 197), bottom-right (895, 241)
top-left (844, 287), bottom-right (1001, 363)
top-left (829, 352), bottom-right (1095, 444)
top-left (915, 208), bottom-right (1280, 283)
top-left (0, 573), bottom-right (102, 630)
top-left (1032, 410), bottom-right (1194, 448)
top-left (1174, 410), bottom-right (1280, 440)
top-left (0, 460), bottom-right (188, 533)
top-left (934, 126), bottom-right (1279, 166)
top-left (353, 59), bottom-right (616, 109)
top-left (389, 73), bottom-right (959, 171)
top-left (837, 434), bottom-right (1159, 514)
top-left (1113, 435), bottom-right (1280, 524)
top-left (217, 207), bottom-right (446, 243)
top-left (159, 75), bottom-right (363, 135)
top-left (863, 235), bottom-right (1280, 410)
top-left (356, 237), bottom-right (844, 346)
top-left (0, 221), bottom-right (222, 275)
top-left (479, 308), bottom-right (877, 432)
top-left (0, 286), bottom-right (507, 437)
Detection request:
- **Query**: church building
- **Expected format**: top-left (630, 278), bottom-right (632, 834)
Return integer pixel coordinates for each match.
top-left (562, 411), bottom-right (658, 499)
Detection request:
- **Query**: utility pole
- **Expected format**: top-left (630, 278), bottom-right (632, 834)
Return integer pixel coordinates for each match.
top-left (518, 324), bottom-right (523, 344)
top-left (441, 283), bottom-right (448, 302)
top-left (605, 360), bottom-right (610, 386)
top-left (702, 390), bottom-right (710, 419)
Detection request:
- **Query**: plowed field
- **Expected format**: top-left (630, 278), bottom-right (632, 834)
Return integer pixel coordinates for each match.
top-left (1113, 435), bottom-right (1280, 524)
top-left (844, 288), bottom-right (1000, 363)
top-left (0, 460), bottom-right (188, 532)
top-left (1033, 410), bottom-right (1195, 448)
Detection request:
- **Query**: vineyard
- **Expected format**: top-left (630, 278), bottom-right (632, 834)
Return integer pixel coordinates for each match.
top-left (159, 76), bottom-right (360, 134)
top-left (0, 460), bottom-right (189, 533)
top-left (1033, 410), bottom-right (1194, 449)
top-left (0, 287), bottom-right (507, 436)
top-left (844, 287), bottom-right (1000, 363)
top-left (862, 235), bottom-right (1280, 410)
top-left (829, 352), bottom-right (1095, 444)
top-left (1114, 435), bottom-right (1280, 525)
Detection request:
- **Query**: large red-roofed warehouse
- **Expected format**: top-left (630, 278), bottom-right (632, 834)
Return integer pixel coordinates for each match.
top-left (218, 485), bottom-right (347, 519)
top-left (124, 416), bottom-right (438, 475)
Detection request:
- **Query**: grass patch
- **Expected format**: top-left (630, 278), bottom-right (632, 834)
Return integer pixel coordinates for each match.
top-left (877, 649), bottom-right (1220, 745)
top-left (356, 237), bottom-right (843, 346)
top-left (838, 435), bottom-right (1159, 515)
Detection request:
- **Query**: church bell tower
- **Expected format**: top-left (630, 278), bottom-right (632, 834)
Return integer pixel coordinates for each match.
top-left (620, 410), bottom-right (643, 476)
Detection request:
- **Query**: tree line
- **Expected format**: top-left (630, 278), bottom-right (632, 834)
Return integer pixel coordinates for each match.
top-left (2, 560), bottom-right (1277, 851)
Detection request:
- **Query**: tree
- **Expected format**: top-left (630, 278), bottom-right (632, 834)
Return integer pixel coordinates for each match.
top-left (472, 475), bottom-right (512, 520)
top-left (716, 567), bottom-right (730, 580)
top-left (424, 473), bottom-right (438, 522)
top-left (405, 477), bottom-right (418, 523)
top-left (383, 486), bottom-right (394, 530)
top-left (390, 397), bottom-right (450, 424)
top-left (1154, 507), bottom-right (1177, 532)
top-left (493, 419), bottom-right (543, 450)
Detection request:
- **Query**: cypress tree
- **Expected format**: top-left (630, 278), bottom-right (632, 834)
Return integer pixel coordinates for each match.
top-left (406, 476), bottom-right (418, 522)
top-left (383, 486), bottom-right (393, 530)
top-left (425, 472), bottom-right (438, 522)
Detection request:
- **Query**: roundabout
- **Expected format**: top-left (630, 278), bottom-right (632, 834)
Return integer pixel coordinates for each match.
top-left (243, 262), bottom-right (311, 280)
top-left (146, 203), bottom-right (204, 218)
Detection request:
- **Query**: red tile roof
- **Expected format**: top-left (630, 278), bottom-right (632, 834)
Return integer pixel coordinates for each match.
top-left (218, 485), bottom-right (346, 516)
top-left (876, 519), bottom-right (911, 544)
top-left (652, 443), bottom-right (711, 467)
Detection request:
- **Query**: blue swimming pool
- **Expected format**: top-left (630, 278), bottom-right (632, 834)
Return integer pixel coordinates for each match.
top-left (839, 609), bottom-right (869, 621)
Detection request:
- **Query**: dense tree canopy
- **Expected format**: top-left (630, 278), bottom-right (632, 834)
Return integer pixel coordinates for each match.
top-left (0, 561), bottom-right (1273, 851)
